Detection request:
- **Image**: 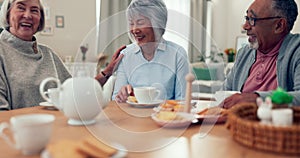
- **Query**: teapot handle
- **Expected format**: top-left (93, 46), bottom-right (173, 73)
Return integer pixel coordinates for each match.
top-left (39, 77), bottom-right (61, 102)
top-left (0, 122), bottom-right (17, 149)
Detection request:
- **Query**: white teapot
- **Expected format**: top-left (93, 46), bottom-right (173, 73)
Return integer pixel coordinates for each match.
top-left (39, 75), bottom-right (105, 125)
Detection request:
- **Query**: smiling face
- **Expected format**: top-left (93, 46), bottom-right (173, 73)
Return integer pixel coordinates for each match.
top-left (8, 0), bottom-right (41, 41)
top-left (129, 14), bottom-right (156, 46)
top-left (243, 0), bottom-right (284, 52)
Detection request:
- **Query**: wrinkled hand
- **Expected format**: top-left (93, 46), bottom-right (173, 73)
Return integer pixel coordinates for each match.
top-left (103, 45), bottom-right (126, 75)
top-left (115, 85), bottom-right (133, 103)
top-left (221, 93), bottom-right (259, 109)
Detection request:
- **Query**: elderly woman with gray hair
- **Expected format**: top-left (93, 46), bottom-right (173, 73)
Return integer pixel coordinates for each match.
top-left (0, 0), bottom-right (71, 110)
top-left (113, 0), bottom-right (189, 103)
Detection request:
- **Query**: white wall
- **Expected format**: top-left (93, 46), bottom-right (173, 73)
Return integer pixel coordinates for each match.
top-left (36, 0), bottom-right (96, 61)
top-left (292, 0), bottom-right (300, 33)
top-left (36, 0), bottom-right (300, 61)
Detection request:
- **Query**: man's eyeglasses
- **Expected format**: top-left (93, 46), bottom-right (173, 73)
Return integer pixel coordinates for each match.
top-left (244, 16), bottom-right (282, 26)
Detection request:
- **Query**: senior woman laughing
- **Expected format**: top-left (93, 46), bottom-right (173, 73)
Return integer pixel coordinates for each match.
top-left (113, 0), bottom-right (189, 103)
top-left (0, 0), bottom-right (71, 110)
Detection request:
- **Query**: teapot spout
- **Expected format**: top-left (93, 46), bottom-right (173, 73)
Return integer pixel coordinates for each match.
top-left (101, 75), bottom-right (116, 107)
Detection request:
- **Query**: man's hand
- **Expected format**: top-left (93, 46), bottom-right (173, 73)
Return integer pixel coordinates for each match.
top-left (102, 45), bottom-right (126, 75)
top-left (221, 93), bottom-right (259, 109)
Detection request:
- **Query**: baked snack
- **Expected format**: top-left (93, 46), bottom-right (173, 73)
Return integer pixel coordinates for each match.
top-left (197, 106), bottom-right (227, 116)
top-left (156, 111), bottom-right (184, 121)
top-left (46, 140), bottom-right (86, 158)
top-left (160, 100), bottom-right (184, 112)
top-left (78, 136), bottom-right (117, 157)
top-left (127, 96), bottom-right (138, 103)
top-left (46, 137), bottom-right (117, 158)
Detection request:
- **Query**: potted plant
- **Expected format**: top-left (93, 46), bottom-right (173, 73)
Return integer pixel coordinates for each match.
top-left (224, 48), bottom-right (236, 62)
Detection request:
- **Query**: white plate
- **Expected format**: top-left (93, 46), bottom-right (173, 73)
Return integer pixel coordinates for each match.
top-left (191, 100), bottom-right (218, 113)
top-left (153, 100), bottom-right (213, 113)
top-left (151, 112), bottom-right (195, 128)
top-left (214, 91), bottom-right (240, 103)
top-left (195, 114), bottom-right (227, 124)
top-left (126, 100), bottom-right (163, 108)
top-left (111, 143), bottom-right (127, 158)
top-left (191, 92), bottom-right (214, 99)
top-left (39, 102), bottom-right (53, 107)
top-left (41, 143), bottom-right (127, 158)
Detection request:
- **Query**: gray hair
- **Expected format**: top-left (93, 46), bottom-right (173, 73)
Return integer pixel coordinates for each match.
top-left (271, 0), bottom-right (298, 31)
top-left (126, 0), bottom-right (168, 42)
top-left (0, 0), bottom-right (45, 32)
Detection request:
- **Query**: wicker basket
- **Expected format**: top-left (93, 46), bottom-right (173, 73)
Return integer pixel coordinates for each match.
top-left (226, 102), bottom-right (300, 156)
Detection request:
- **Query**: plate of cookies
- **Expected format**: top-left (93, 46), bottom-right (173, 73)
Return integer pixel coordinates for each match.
top-left (153, 100), bottom-right (227, 124)
top-left (153, 100), bottom-right (197, 112)
top-left (151, 111), bottom-right (196, 128)
top-left (194, 106), bottom-right (228, 124)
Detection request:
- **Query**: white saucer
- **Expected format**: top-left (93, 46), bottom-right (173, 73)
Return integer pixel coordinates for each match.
top-left (67, 119), bottom-right (96, 126)
top-left (151, 112), bottom-right (195, 128)
top-left (39, 102), bottom-right (53, 107)
top-left (126, 100), bottom-right (163, 108)
top-left (111, 143), bottom-right (127, 158)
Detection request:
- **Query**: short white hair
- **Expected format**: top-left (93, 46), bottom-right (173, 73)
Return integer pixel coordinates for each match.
top-left (126, 0), bottom-right (168, 42)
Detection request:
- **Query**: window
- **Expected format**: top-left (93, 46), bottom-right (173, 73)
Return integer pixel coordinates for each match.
top-left (163, 0), bottom-right (191, 53)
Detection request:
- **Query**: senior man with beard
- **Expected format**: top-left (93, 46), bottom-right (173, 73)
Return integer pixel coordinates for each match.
top-left (221, 0), bottom-right (300, 109)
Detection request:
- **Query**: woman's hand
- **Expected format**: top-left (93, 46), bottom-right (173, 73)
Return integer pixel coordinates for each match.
top-left (115, 85), bottom-right (133, 103)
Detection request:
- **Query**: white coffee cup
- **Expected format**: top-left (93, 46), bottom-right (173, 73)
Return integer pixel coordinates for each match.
top-left (133, 87), bottom-right (160, 104)
top-left (272, 108), bottom-right (293, 126)
top-left (0, 114), bottom-right (55, 155)
top-left (41, 88), bottom-right (61, 110)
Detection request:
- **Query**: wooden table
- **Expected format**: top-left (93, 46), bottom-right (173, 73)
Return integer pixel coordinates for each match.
top-left (0, 101), bottom-right (298, 158)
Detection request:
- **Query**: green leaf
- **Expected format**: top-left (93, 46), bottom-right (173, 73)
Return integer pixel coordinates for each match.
top-left (270, 87), bottom-right (293, 104)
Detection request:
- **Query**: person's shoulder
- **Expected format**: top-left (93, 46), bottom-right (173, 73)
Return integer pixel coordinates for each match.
top-left (280, 33), bottom-right (300, 51)
top-left (37, 43), bottom-right (61, 57)
top-left (284, 33), bottom-right (300, 42)
top-left (37, 43), bottom-right (52, 50)
top-left (235, 45), bottom-right (256, 62)
top-left (163, 40), bottom-right (187, 55)
top-left (238, 44), bottom-right (253, 54)
top-left (287, 33), bottom-right (300, 37)
top-left (122, 43), bottom-right (139, 56)
top-left (0, 41), bottom-right (7, 57)
top-left (0, 38), bottom-right (11, 53)
top-left (37, 43), bottom-right (57, 54)
top-left (164, 40), bottom-right (183, 49)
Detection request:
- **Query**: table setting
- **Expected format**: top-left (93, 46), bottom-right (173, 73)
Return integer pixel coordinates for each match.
top-left (0, 72), bottom-right (299, 158)
top-left (122, 73), bottom-right (230, 129)
top-left (0, 102), bottom-right (298, 157)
